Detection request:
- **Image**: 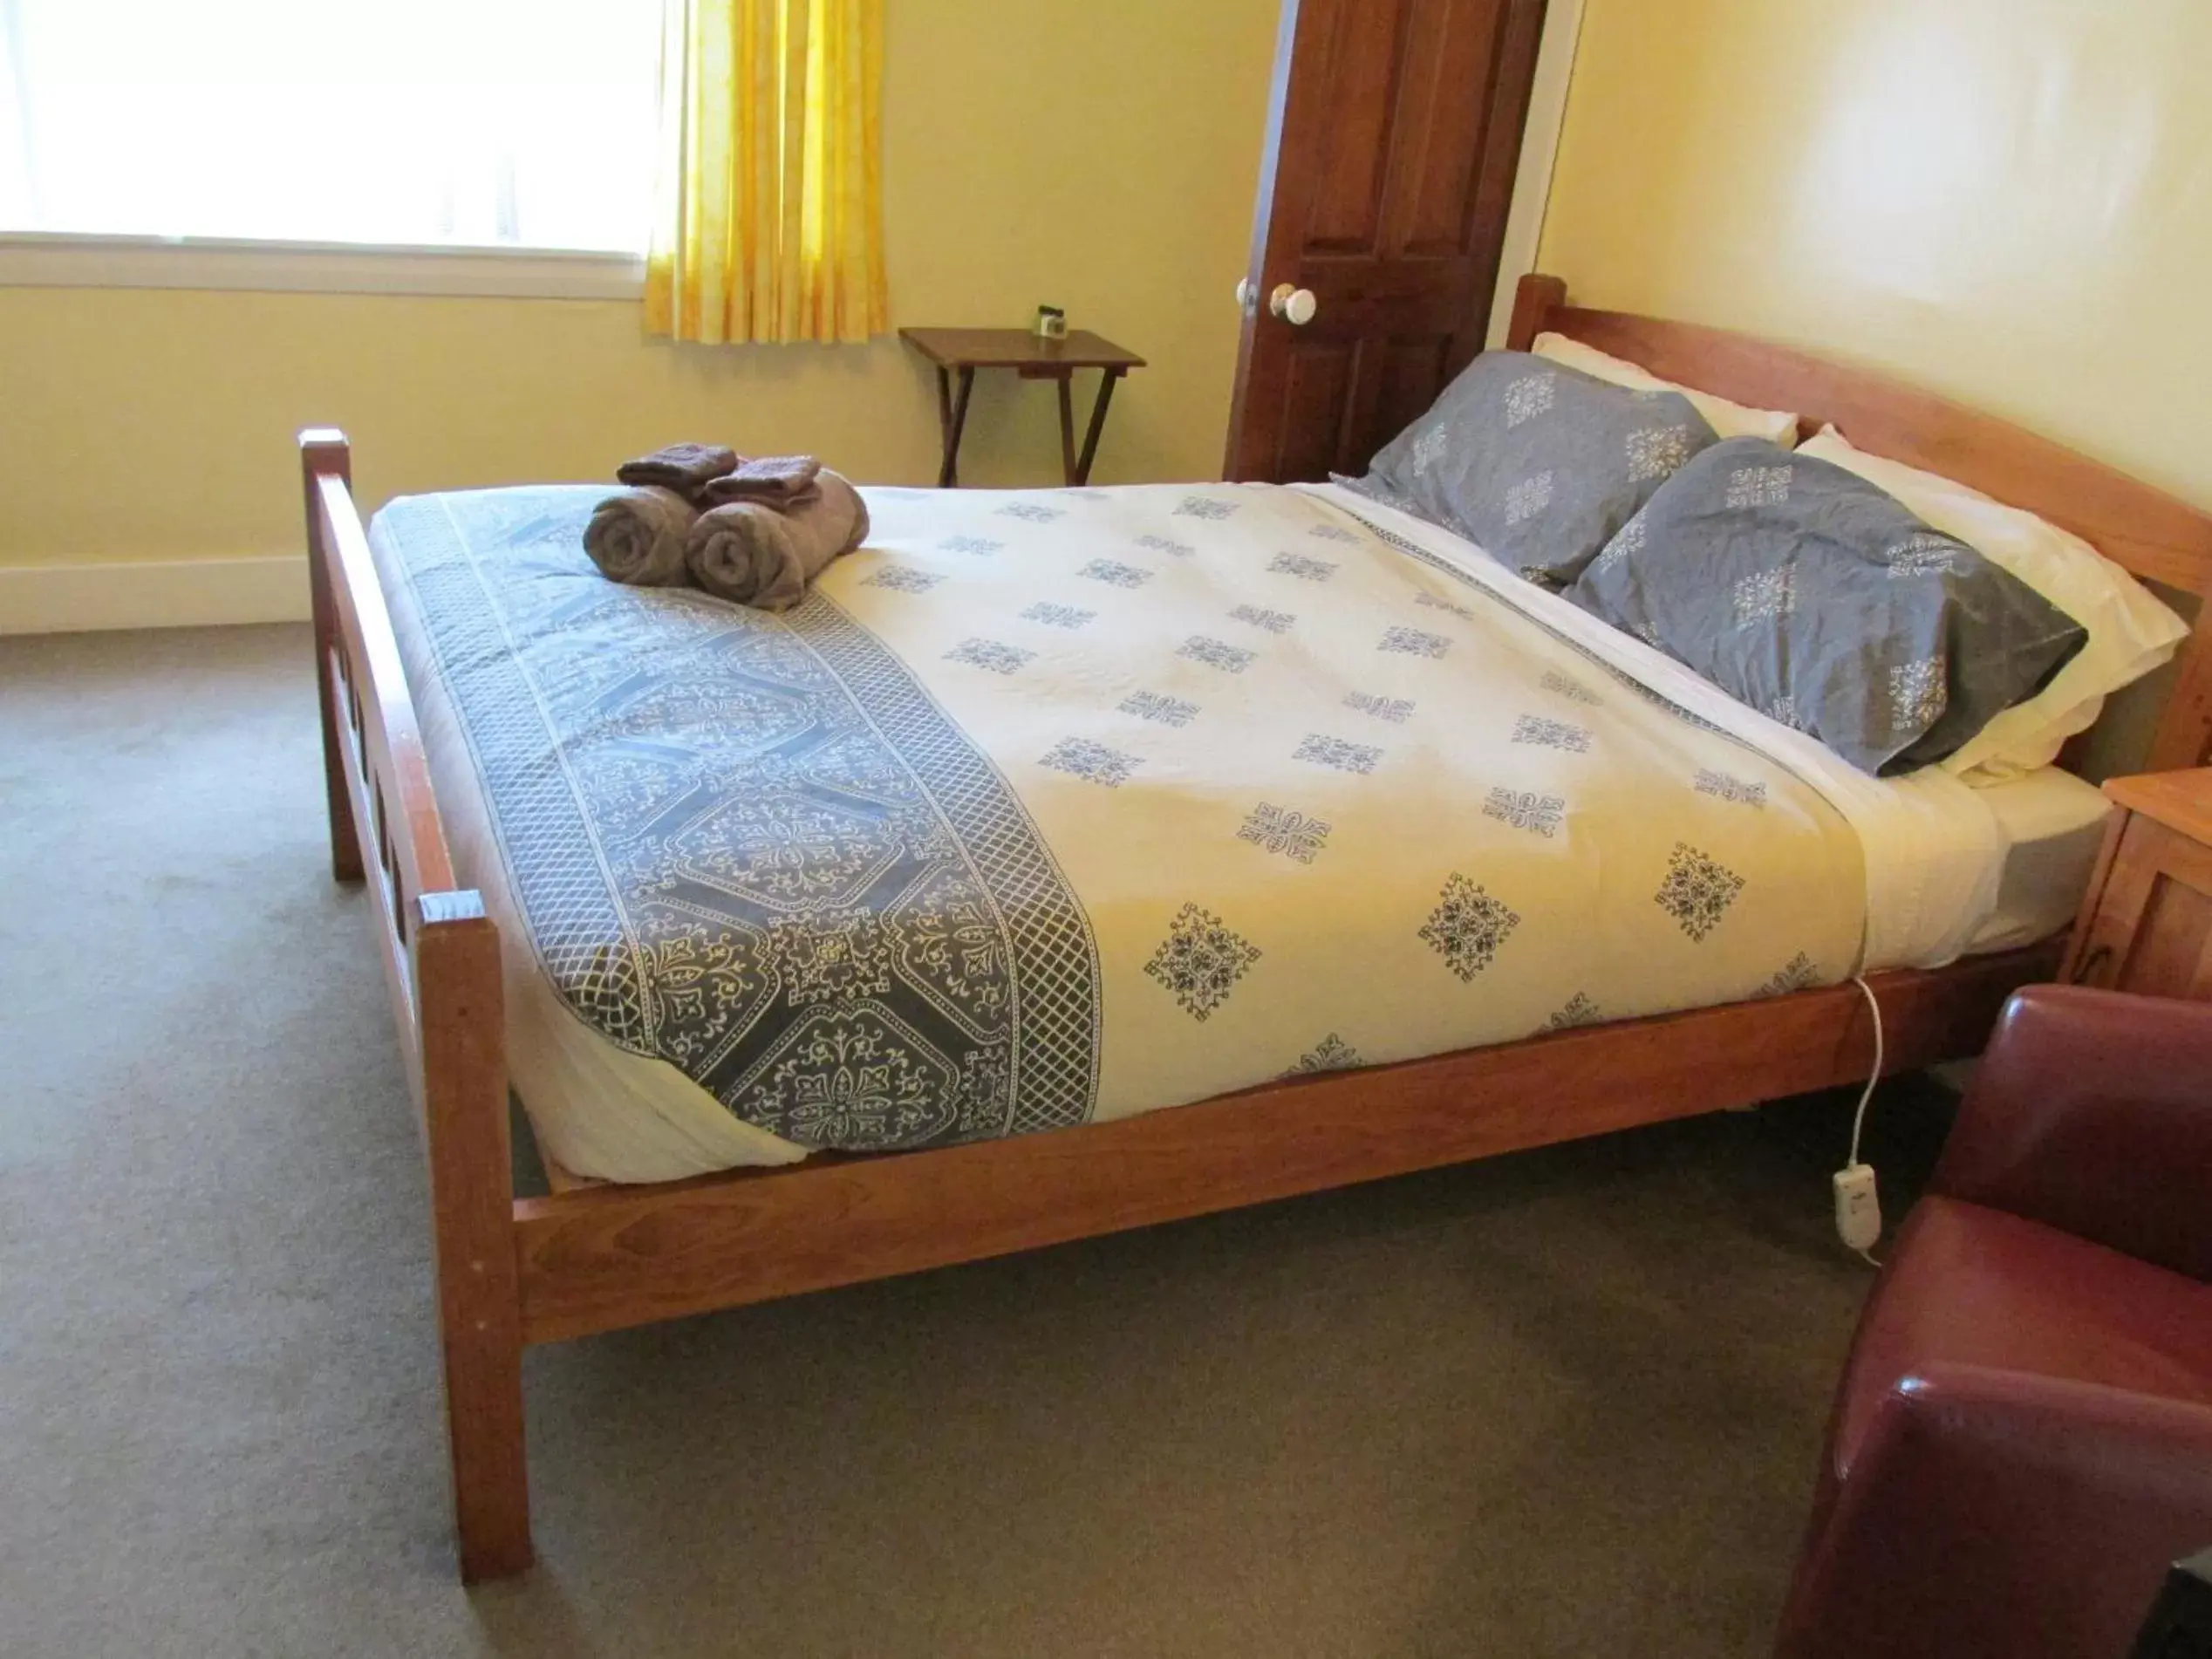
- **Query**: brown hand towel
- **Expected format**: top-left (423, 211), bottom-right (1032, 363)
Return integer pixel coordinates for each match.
top-left (584, 486), bottom-right (700, 586)
top-left (686, 469), bottom-right (871, 611)
top-left (698, 454), bottom-right (823, 508)
top-left (616, 442), bottom-right (741, 499)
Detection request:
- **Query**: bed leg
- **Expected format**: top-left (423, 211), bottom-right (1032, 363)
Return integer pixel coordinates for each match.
top-left (301, 430), bottom-right (365, 884)
top-left (415, 892), bottom-right (533, 1582)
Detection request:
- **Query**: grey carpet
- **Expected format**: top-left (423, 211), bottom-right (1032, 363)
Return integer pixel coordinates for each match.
top-left (0, 624), bottom-right (1951, 1658)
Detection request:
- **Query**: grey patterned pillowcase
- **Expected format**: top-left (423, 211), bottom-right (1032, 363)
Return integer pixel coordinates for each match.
top-left (1345, 351), bottom-right (1719, 585)
top-left (1565, 437), bottom-right (2087, 775)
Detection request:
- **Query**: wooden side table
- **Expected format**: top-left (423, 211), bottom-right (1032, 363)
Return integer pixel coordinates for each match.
top-left (898, 327), bottom-right (1146, 488)
top-left (2060, 768), bottom-right (2212, 998)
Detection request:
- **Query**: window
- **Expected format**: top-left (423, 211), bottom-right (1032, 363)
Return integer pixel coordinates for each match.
top-left (0, 0), bottom-right (662, 253)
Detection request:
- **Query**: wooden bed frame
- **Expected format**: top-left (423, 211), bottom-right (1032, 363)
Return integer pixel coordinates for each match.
top-left (302, 275), bottom-right (2212, 1581)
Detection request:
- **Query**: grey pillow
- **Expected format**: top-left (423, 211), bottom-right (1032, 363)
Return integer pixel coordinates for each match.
top-left (1565, 437), bottom-right (2087, 775)
top-left (1346, 351), bottom-right (1719, 585)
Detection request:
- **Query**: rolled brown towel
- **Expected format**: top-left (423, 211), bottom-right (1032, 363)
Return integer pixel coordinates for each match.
top-left (616, 442), bottom-right (740, 499)
top-left (686, 469), bottom-right (871, 611)
top-left (584, 485), bottom-right (700, 586)
top-left (698, 454), bottom-right (823, 509)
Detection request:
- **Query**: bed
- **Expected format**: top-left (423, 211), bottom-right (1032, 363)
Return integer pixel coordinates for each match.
top-left (304, 275), bottom-right (2212, 1580)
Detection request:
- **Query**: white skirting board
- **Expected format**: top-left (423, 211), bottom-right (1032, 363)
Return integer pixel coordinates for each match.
top-left (0, 556), bottom-right (311, 635)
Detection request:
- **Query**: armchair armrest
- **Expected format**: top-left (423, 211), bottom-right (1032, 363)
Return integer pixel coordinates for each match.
top-left (1932, 985), bottom-right (2212, 1280)
top-left (1777, 1364), bottom-right (2212, 1659)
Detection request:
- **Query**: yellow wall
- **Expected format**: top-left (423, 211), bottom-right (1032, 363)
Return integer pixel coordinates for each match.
top-left (0, 0), bottom-right (1280, 568)
top-left (1538, 0), bottom-right (2212, 511)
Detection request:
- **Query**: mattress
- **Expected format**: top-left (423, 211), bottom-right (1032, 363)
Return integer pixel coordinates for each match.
top-left (370, 480), bottom-right (2093, 1183)
top-left (1963, 765), bottom-right (2113, 954)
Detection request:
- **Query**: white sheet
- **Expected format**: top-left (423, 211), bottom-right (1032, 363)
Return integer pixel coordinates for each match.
top-left (1963, 765), bottom-right (2113, 955)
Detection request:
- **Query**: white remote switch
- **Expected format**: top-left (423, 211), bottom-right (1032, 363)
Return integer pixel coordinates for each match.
top-left (1833, 1164), bottom-right (1881, 1253)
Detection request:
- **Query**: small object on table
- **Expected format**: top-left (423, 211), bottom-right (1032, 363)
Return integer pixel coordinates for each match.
top-left (899, 326), bottom-right (1147, 489)
top-left (1034, 304), bottom-right (1068, 339)
top-left (2060, 767), bottom-right (2212, 998)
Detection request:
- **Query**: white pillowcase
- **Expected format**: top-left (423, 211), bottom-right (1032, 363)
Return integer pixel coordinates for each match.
top-left (1533, 331), bottom-right (1801, 447)
top-left (1799, 426), bottom-right (2191, 782)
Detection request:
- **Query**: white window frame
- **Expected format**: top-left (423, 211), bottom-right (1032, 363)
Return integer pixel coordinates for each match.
top-left (0, 229), bottom-right (645, 299)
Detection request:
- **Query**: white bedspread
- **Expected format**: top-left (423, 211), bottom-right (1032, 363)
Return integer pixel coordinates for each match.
top-left (373, 479), bottom-right (2024, 1181)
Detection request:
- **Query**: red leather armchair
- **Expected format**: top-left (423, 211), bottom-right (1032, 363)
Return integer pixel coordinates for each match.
top-left (1776, 985), bottom-right (2212, 1659)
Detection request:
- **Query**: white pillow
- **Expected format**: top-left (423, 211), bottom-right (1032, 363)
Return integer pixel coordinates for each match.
top-left (1799, 426), bottom-right (2191, 782)
top-left (1533, 331), bottom-right (1801, 447)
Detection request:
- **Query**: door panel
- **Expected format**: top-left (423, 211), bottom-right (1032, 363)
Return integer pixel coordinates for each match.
top-left (1385, 4), bottom-right (1504, 254)
top-left (1276, 341), bottom-right (1358, 483)
top-left (1373, 338), bottom-right (1452, 445)
top-left (1306, 5), bottom-right (1409, 251)
top-left (1225, 0), bottom-right (1547, 483)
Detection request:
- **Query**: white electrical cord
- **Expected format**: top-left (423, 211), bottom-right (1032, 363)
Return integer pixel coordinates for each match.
top-left (1847, 974), bottom-right (1886, 1172)
top-left (1833, 975), bottom-right (1888, 1269)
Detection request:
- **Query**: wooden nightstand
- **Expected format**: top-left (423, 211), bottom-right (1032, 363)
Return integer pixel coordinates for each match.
top-left (2060, 768), bottom-right (2212, 998)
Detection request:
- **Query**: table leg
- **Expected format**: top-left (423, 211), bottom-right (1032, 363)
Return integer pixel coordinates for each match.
top-left (1055, 372), bottom-right (1078, 485)
top-left (939, 366), bottom-right (975, 489)
top-left (1072, 368), bottom-right (1124, 488)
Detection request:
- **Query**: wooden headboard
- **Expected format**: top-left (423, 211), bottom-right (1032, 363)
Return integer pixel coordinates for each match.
top-left (1505, 273), bottom-right (2212, 774)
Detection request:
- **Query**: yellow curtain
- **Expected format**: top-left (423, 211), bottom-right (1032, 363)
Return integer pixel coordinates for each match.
top-left (644, 0), bottom-right (887, 345)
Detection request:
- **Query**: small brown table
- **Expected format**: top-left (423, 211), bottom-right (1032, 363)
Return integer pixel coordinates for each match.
top-left (2060, 768), bottom-right (2212, 999)
top-left (899, 327), bottom-right (1146, 488)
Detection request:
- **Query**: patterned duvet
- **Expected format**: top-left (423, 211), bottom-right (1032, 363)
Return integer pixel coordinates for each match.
top-left (372, 481), bottom-right (1873, 1177)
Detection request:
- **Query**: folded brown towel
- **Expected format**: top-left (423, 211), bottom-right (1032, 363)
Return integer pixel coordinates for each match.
top-left (686, 469), bottom-right (870, 611)
top-left (616, 442), bottom-right (740, 499)
top-left (584, 485), bottom-right (700, 586)
top-left (698, 454), bottom-right (823, 509)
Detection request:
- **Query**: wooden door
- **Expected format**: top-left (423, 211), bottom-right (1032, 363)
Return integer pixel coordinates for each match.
top-left (1224, 0), bottom-right (1547, 483)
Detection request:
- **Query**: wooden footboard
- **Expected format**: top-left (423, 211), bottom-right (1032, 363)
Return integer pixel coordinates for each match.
top-left (300, 416), bottom-right (2069, 1585)
top-left (302, 434), bottom-right (532, 1581)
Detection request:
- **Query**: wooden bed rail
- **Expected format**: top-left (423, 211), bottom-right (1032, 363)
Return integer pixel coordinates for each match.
top-left (301, 432), bottom-right (458, 1020)
top-left (507, 940), bottom-right (2053, 1346)
top-left (300, 432), bottom-right (531, 1580)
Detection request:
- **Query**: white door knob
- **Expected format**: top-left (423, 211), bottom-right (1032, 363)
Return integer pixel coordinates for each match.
top-left (1269, 283), bottom-right (1317, 326)
top-left (1235, 277), bottom-right (1254, 310)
